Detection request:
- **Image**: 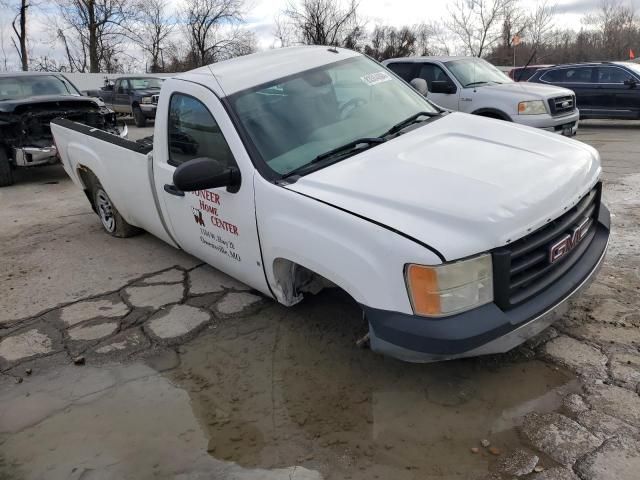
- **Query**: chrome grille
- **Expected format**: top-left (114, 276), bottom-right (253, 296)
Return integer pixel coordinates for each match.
top-left (151, 94), bottom-right (160, 104)
top-left (548, 95), bottom-right (575, 116)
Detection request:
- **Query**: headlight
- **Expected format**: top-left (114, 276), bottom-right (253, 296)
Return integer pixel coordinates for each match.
top-left (141, 96), bottom-right (153, 104)
top-left (518, 100), bottom-right (547, 115)
top-left (405, 254), bottom-right (493, 317)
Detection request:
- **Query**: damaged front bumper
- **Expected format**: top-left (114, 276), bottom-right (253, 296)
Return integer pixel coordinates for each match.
top-left (14, 146), bottom-right (58, 166)
top-left (364, 206), bottom-right (610, 363)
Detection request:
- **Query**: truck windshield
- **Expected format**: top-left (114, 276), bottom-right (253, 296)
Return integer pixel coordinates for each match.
top-left (446, 58), bottom-right (512, 87)
top-left (0, 75), bottom-right (78, 100)
top-left (229, 56), bottom-right (439, 176)
top-left (129, 78), bottom-right (164, 90)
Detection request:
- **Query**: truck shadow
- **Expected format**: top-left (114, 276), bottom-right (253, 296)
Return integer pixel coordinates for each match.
top-left (9, 164), bottom-right (68, 186)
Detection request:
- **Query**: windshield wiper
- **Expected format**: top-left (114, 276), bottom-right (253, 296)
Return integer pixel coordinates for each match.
top-left (464, 81), bottom-right (490, 87)
top-left (382, 111), bottom-right (438, 137)
top-left (282, 137), bottom-right (386, 179)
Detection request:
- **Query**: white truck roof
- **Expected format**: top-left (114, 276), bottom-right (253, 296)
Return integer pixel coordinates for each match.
top-left (176, 46), bottom-right (360, 96)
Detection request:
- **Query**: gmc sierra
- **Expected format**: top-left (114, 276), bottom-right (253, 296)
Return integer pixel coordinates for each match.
top-left (51, 46), bottom-right (610, 362)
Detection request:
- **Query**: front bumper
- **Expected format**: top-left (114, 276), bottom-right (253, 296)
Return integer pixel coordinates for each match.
top-left (13, 146), bottom-right (58, 167)
top-left (365, 205), bottom-right (610, 363)
top-left (139, 104), bottom-right (157, 118)
top-left (515, 109), bottom-right (580, 136)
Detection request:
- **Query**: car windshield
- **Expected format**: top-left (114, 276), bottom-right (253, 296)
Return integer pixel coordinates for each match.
top-left (229, 56), bottom-right (439, 176)
top-left (446, 58), bottom-right (512, 87)
top-left (0, 75), bottom-right (78, 100)
top-left (129, 78), bottom-right (164, 90)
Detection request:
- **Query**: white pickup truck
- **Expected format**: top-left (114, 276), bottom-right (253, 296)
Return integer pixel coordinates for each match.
top-left (52, 46), bottom-right (610, 363)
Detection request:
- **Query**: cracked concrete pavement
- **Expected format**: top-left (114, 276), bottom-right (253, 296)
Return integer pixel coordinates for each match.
top-left (1, 121), bottom-right (640, 479)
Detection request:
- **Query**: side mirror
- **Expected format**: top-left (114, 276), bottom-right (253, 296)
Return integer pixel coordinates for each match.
top-left (409, 78), bottom-right (429, 96)
top-left (624, 78), bottom-right (637, 88)
top-left (173, 157), bottom-right (240, 192)
top-left (431, 80), bottom-right (457, 94)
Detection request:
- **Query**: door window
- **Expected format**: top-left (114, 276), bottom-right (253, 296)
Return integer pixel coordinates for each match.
top-left (417, 63), bottom-right (453, 90)
top-left (596, 67), bottom-right (630, 84)
top-left (167, 93), bottom-right (236, 168)
top-left (386, 62), bottom-right (416, 82)
top-left (543, 67), bottom-right (593, 83)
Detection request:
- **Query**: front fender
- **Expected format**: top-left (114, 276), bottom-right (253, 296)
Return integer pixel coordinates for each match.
top-left (255, 176), bottom-right (442, 314)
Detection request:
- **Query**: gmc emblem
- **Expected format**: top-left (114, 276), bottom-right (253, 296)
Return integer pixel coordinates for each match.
top-left (549, 217), bottom-right (592, 263)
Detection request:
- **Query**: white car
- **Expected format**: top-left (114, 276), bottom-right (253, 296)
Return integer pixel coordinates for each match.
top-left (383, 56), bottom-right (580, 136)
top-left (51, 46), bottom-right (609, 363)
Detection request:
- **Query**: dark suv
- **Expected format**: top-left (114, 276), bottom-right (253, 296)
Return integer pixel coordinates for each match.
top-left (528, 62), bottom-right (640, 119)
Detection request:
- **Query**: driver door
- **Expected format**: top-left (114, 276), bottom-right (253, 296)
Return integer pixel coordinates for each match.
top-left (114, 79), bottom-right (130, 113)
top-left (416, 63), bottom-right (460, 111)
top-left (153, 81), bottom-right (269, 293)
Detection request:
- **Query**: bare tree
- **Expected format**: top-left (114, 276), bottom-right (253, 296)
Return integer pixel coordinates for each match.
top-left (273, 12), bottom-right (295, 47)
top-left (282, 0), bottom-right (364, 47)
top-left (529, 0), bottom-right (556, 47)
top-left (584, 0), bottom-right (638, 59)
top-left (447, 0), bottom-right (517, 57)
top-left (55, 0), bottom-right (137, 73)
top-left (181, 0), bottom-right (251, 67)
top-left (133, 0), bottom-right (174, 72)
top-left (0, 19), bottom-right (9, 70)
top-left (363, 22), bottom-right (450, 61)
top-left (1, 0), bottom-right (29, 70)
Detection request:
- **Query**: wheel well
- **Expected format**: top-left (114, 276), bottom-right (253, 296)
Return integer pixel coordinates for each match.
top-left (472, 108), bottom-right (511, 121)
top-left (271, 258), bottom-right (340, 306)
top-left (77, 166), bottom-right (99, 212)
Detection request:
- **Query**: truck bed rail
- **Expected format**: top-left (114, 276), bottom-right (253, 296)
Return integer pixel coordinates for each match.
top-left (51, 118), bottom-right (153, 155)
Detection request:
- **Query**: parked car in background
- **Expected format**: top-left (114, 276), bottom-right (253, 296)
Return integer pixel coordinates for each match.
top-left (52, 46), bottom-right (609, 363)
top-left (85, 76), bottom-right (164, 127)
top-left (383, 56), bottom-right (579, 136)
top-left (528, 62), bottom-right (640, 120)
top-left (509, 65), bottom-right (554, 82)
top-left (0, 72), bottom-right (122, 187)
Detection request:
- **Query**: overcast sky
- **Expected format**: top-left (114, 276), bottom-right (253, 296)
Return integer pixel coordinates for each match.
top-left (0, 0), bottom-right (617, 71)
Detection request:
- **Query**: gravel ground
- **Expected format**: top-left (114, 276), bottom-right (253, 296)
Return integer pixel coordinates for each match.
top-left (0, 121), bottom-right (639, 479)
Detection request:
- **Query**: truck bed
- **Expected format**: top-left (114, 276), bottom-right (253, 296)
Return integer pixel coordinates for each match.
top-left (51, 118), bottom-right (174, 246)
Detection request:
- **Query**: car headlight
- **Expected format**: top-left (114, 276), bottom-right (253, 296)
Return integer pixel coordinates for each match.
top-left (405, 254), bottom-right (493, 317)
top-left (518, 100), bottom-right (547, 115)
top-left (141, 96), bottom-right (153, 104)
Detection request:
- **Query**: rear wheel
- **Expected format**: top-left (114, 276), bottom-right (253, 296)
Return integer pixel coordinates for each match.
top-left (133, 106), bottom-right (147, 128)
top-left (0, 149), bottom-right (14, 187)
top-left (93, 183), bottom-right (141, 238)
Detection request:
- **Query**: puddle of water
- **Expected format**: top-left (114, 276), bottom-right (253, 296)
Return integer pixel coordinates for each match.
top-left (170, 290), bottom-right (578, 479)
top-left (0, 290), bottom-right (577, 480)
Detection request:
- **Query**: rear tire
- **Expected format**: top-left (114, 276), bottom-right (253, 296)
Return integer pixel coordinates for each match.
top-left (92, 183), bottom-right (141, 238)
top-left (133, 106), bottom-right (147, 128)
top-left (0, 149), bottom-right (14, 187)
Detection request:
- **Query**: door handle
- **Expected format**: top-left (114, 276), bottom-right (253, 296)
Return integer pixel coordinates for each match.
top-left (164, 184), bottom-right (185, 197)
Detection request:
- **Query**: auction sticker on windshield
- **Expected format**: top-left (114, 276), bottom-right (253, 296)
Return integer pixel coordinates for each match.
top-left (361, 71), bottom-right (392, 86)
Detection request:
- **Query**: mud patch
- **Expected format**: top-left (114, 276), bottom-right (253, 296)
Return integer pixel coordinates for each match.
top-left (167, 290), bottom-right (577, 479)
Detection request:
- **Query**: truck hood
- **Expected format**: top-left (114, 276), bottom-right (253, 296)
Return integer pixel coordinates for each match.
top-left (286, 112), bottom-right (601, 261)
top-left (0, 95), bottom-right (99, 113)
top-left (480, 81), bottom-right (573, 99)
